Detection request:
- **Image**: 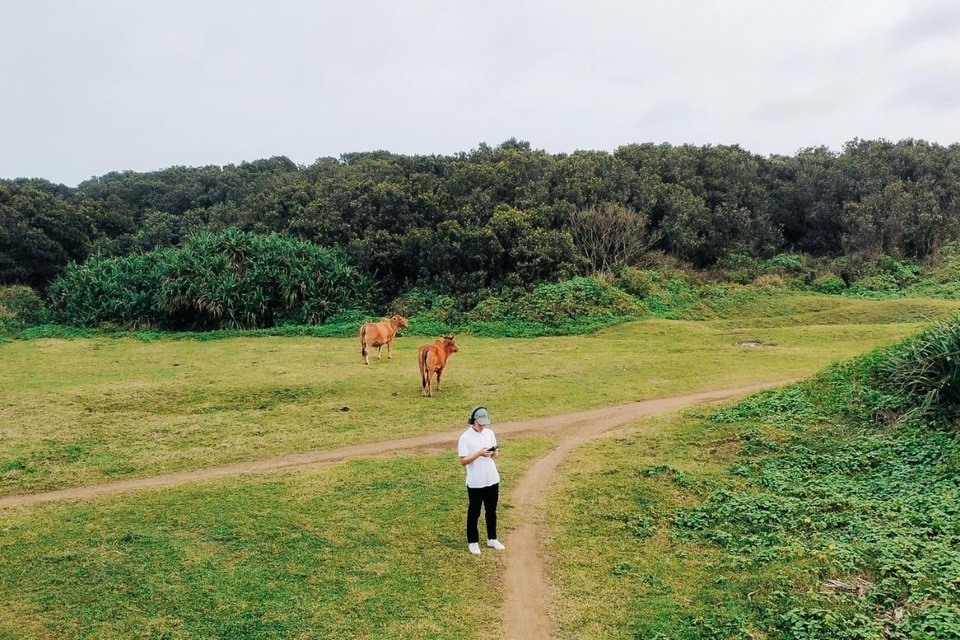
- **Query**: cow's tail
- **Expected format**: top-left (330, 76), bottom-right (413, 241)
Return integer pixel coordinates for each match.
top-left (360, 325), bottom-right (368, 358)
top-left (419, 348), bottom-right (428, 389)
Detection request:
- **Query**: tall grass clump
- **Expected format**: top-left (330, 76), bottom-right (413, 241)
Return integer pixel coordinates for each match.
top-left (879, 318), bottom-right (960, 424)
top-left (50, 229), bottom-right (372, 330)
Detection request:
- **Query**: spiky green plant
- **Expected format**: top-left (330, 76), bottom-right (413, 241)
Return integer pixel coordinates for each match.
top-left (50, 229), bottom-right (372, 330)
top-left (881, 317), bottom-right (960, 421)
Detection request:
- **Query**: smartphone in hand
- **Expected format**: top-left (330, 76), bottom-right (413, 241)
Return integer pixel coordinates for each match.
top-left (487, 445), bottom-right (499, 452)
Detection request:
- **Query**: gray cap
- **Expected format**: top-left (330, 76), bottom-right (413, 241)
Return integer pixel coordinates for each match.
top-left (471, 406), bottom-right (491, 426)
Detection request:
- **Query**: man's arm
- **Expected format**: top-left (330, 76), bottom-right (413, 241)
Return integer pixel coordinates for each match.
top-left (459, 449), bottom-right (492, 466)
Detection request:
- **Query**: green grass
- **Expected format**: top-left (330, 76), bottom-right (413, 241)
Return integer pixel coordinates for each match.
top-left (0, 436), bottom-right (551, 640)
top-left (1, 293), bottom-right (952, 496)
top-left (545, 412), bottom-right (757, 639)
top-left (545, 347), bottom-right (960, 639)
top-left (3, 292), bottom-right (960, 639)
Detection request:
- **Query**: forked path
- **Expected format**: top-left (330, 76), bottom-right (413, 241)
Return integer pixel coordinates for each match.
top-left (0, 380), bottom-right (790, 638)
top-left (501, 380), bottom-right (790, 640)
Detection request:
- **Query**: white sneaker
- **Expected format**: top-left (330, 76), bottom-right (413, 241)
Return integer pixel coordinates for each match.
top-left (468, 543), bottom-right (481, 555)
top-left (487, 539), bottom-right (505, 550)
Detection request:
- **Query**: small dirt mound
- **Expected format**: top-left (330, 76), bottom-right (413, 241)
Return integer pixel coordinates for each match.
top-left (735, 340), bottom-right (777, 347)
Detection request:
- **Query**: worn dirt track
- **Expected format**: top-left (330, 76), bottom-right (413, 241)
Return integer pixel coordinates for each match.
top-left (499, 380), bottom-right (790, 640)
top-left (0, 379), bottom-right (790, 639)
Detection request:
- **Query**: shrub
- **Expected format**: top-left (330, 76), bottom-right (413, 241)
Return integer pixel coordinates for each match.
top-left (0, 285), bottom-right (50, 331)
top-left (388, 288), bottom-right (435, 319)
top-left (760, 252), bottom-right (807, 276)
top-left (716, 252), bottom-right (760, 285)
top-left (49, 252), bottom-right (166, 328)
top-left (812, 276), bottom-right (846, 295)
top-left (875, 255), bottom-right (920, 286)
top-left (615, 268), bottom-right (660, 298)
top-left (50, 229), bottom-right (372, 330)
top-left (512, 277), bottom-right (643, 326)
top-left (880, 318), bottom-right (960, 423)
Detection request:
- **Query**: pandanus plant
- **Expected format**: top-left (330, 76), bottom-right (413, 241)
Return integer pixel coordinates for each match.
top-left (50, 229), bottom-right (371, 330)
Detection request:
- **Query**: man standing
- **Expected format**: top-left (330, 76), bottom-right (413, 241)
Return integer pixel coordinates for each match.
top-left (458, 406), bottom-right (506, 555)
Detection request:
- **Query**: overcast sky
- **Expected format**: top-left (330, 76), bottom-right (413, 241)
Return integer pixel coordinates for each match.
top-left (3, 0), bottom-right (960, 186)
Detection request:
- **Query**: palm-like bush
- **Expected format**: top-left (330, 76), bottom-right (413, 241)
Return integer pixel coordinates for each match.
top-left (51, 229), bottom-right (371, 330)
top-left (881, 318), bottom-right (960, 421)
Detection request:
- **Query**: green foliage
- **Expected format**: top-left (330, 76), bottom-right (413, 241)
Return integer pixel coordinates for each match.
top-left (9, 137), bottom-right (960, 305)
top-left (0, 285), bottom-right (49, 332)
top-left (16, 324), bottom-right (98, 340)
top-left (49, 229), bottom-right (371, 330)
top-left (616, 268), bottom-right (700, 316)
top-left (615, 268), bottom-right (745, 320)
top-left (665, 324), bottom-right (960, 638)
top-left (846, 257), bottom-right (922, 298)
top-left (455, 276), bottom-right (641, 333)
top-left (880, 319), bottom-right (960, 423)
top-left (812, 276), bottom-right (847, 295)
top-left (443, 276), bottom-right (644, 338)
top-left (511, 277), bottom-right (642, 325)
top-left (716, 253), bottom-right (761, 285)
top-left (761, 252), bottom-right (807, 275)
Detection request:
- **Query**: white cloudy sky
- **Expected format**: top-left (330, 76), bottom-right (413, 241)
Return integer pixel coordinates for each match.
top-left (2, 0), bottom-right (960, 186)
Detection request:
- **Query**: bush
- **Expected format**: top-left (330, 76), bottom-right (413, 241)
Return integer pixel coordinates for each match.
top-left (875, 255), bottom-right (921, 286)
top-left (615, 268), bottom-right (660, 298)
top-left (880, 318), bottom-right (960, 423)
top-left (753, 273), bottom-right (786, 287)
top-left (50, 229), bottom-right (372, 330)
top-left (512, 277), bottom-right (643, 326)
top-left (0, 285), bottom-right (50, 331)
top-left (717, 252), bottom-right (760, 285)
top-left (812, 276), bottom-right (846, 295)
top-left (388, 288), bottom-right (435, 319)
top-left (615, 268), bottom-right (712, 318)
top-left (760, 252), bottom-right (807, 276)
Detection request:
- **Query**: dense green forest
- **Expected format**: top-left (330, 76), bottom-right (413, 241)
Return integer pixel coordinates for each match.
top-left (3, 138), bottom-right (960, 328)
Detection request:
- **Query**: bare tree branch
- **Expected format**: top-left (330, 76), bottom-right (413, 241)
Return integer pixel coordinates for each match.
top-left (570, 203), bottom-right (661, 273)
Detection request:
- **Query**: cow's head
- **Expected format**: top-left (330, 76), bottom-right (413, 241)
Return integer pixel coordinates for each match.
top-left (442, 335), bottom-right (459, 353)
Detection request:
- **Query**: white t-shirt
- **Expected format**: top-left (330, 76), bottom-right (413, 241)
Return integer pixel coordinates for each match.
top-left (458, 426), bottom-right (500, 488)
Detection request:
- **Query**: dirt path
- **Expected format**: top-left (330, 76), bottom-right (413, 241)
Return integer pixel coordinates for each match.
top-left (0, 379), bottom-right (790, 638)
top-left (500, 380), bottom-right (789, 640)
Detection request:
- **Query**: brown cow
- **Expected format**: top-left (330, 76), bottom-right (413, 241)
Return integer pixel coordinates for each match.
top-left (359, 315), bottom-right (408, 365)
top-left (418, 335), bottom-right (459, 397)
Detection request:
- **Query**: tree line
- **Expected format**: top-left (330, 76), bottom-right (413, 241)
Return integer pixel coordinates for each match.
top-left (3, 138), bottom-right (960, 306)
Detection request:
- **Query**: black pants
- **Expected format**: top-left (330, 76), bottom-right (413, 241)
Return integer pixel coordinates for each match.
top-left (466, 483), bottom-right (499, 543)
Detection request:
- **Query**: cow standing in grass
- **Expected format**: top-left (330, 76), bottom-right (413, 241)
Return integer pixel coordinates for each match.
top-left (419, 335), bottom-right (459, 397)
top-left (359, 315), bottom-right (408, 365)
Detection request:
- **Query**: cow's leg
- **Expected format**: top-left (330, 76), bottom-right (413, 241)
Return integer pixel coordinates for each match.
top-left (376, 345), bottom-right (383, 361)
top-left (387, 340), bottom-right (393, 360)
top-left (436, 367), bottom-right (443, 391)
top-left (362, 344), bottom-right (370, 365)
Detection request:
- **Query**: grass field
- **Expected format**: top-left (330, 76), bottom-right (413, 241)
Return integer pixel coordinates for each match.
top-left (543, 362), bottom-right (960, 639)
top-left (1, 293), bottom-right (958, 638)
top-left (545, 412), bottom-right (769, 638)
top-left (0, 437), bottom-right (557, 640)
